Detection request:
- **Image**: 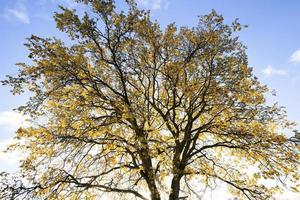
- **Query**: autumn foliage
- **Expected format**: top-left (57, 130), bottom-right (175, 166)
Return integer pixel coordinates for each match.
top-left (1, 0), bottom-right (300, 200)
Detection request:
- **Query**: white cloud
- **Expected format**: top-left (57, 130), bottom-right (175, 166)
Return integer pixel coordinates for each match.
top-left (0, 111), bottom-right (29, 172)
top-left (0, 111), bottom-right (30, 138)
top-left (290, 50), bottom-right (300, 64)
top-left (4, 4), bottom-right (30, 24)
top-left (137, 0), bottom-right (170, 10)
top-left (262, 65), bottom-right (287, 77)
top-left (0, 138), bottom-right (21, 173)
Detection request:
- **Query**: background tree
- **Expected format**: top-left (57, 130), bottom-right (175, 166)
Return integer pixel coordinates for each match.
top-left (1, 0), bottom-right (299, 199)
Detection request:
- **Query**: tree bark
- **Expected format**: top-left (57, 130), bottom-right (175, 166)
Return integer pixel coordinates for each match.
top-left (141, 154), bottom-right (161, 200)
top-left (169, 174), bottom-right (183, 200)
top-left (134, 127), bottom-right (161, 200)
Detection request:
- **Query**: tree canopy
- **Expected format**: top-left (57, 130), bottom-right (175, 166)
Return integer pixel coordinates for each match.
top-left (1, 0), bottom-right (300, 199)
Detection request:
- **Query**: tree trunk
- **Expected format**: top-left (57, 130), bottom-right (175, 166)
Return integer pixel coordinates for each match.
top-left (134, 128), bottom-right (161, 200)
top-left (148, 180), bottom-right (161, 200)
top-left (169, 174), bottom-right (183, 200)
top-left (142, 161), bottom-right (161, 200)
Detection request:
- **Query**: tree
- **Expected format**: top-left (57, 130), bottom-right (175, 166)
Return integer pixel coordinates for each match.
top-left (1, 0), bottom-right (299, 199)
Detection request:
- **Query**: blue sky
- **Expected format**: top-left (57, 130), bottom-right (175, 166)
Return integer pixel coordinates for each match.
top-left (0, 0), bottom-right (299, 198)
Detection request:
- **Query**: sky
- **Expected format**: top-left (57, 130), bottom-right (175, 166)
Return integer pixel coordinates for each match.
top-left (0, 0), bottom-right (299, 199)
